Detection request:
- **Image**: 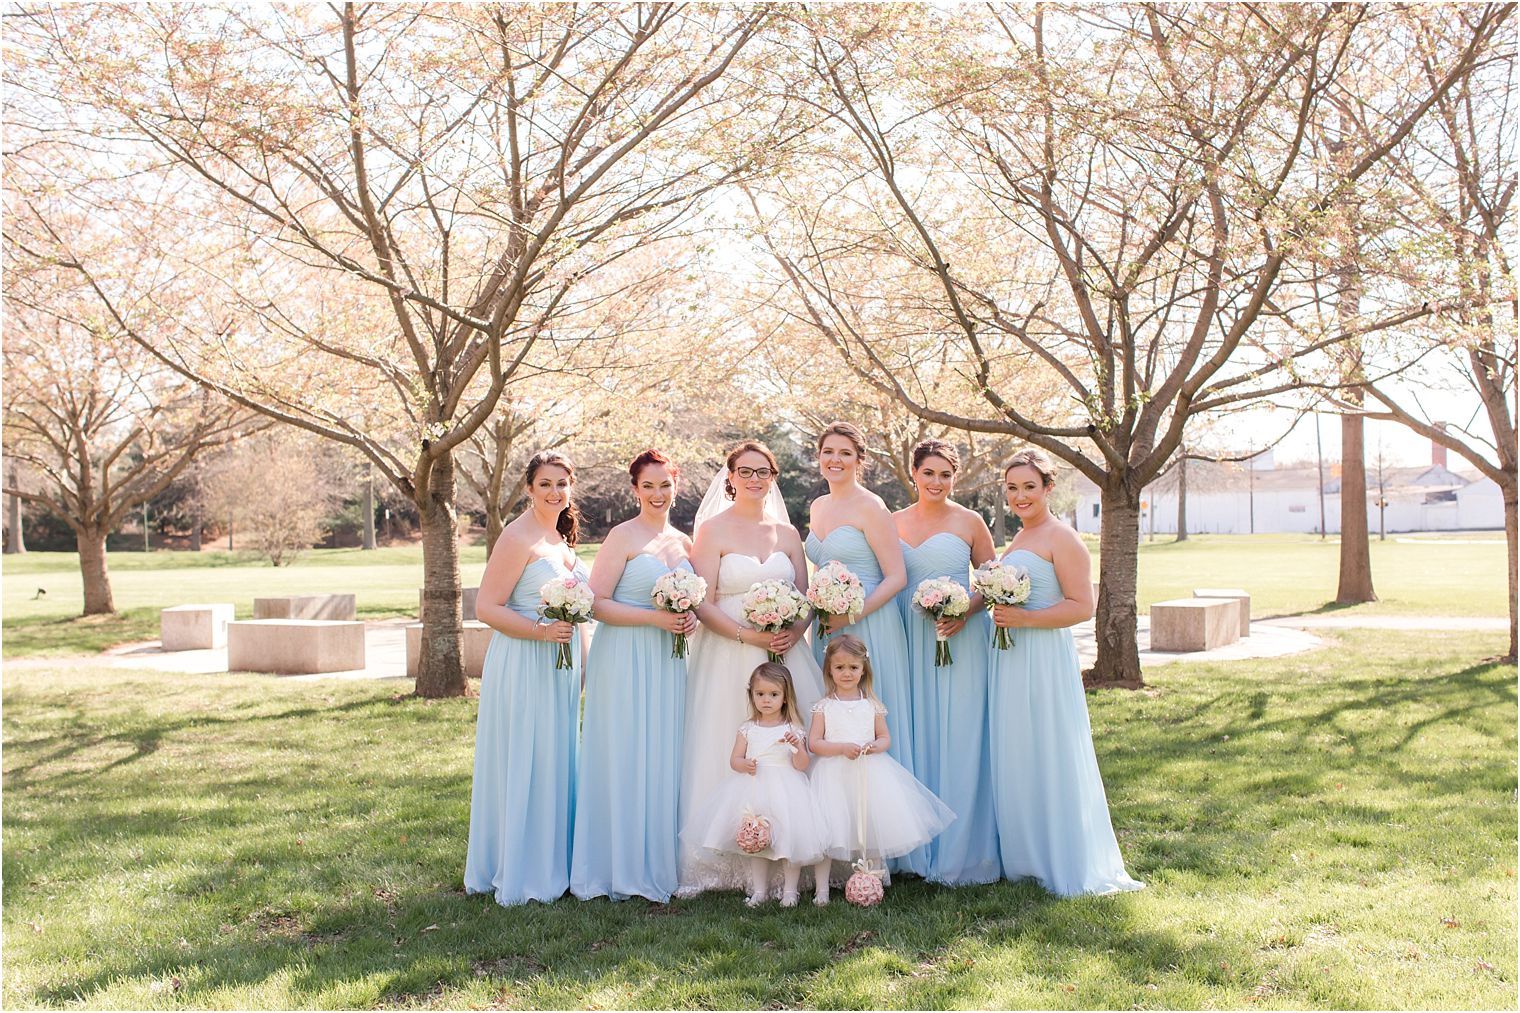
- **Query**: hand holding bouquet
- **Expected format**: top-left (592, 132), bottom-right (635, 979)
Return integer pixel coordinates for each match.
top-left (651, 569), bottom-right (708, 659)
top-left (911, 577), bottom-right (971, 666)
top-left (805, 560), bottom-right (865, 640)
top-left (539, 574), bottom-right (595, 669)
top-left (741, 579), bottom-right (808, 662)
top-left (972, 560), bottom-right (1031, 649)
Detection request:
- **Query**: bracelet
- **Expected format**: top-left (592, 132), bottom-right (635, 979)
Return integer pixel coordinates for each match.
top-left (735, 627), bottom-right (745, 645)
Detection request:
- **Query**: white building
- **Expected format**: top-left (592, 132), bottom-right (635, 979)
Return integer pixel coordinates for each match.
top-left (1070, 443), bottom-right (1505, 536)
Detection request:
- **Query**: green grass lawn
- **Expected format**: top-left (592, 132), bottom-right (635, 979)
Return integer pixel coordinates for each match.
top-left (2, 629), bottom-right (1514, 1009)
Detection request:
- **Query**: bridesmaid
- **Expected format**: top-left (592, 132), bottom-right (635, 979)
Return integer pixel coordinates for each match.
top-left (571, 450), bottom-right (695, 903)
top-left (804, 423), bottom-right (918, 777)
top-left (466, 450), bottom-right (588, 906)
top-left (988, 448), bottom-right (1144, 896)
top-left (893, 439), bottom-right (1001, 886)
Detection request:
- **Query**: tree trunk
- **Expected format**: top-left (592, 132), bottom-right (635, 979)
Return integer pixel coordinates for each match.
top-left (1504, 477), bottom-right (1517, 662)
top-left (992, 487), bottom-right (1006, 546)
top-left (5, 490), bottom-right (24, 554)
top-left (78, 525), bottom-right (114, 615)
top-left (1175, 455), bottom-right (1188, 542)
top-left (416, 452), bottom-right (465, 698)
top-left (362, 465), bottom-right (376, 550)
top-left (1336, 405), bottom-right (1377, 603)
top-left (1086, 481), bottom-right (1143, 688)
top-left (485, 505), bottom-right (504, 553)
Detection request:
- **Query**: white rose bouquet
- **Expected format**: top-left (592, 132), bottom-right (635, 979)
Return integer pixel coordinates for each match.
top-left (805, 560), bottom-right (865, 641)
top-left (972, 559), bottom-right (1032, 650)
top-left (539, 573), bottom-right (595, 669)
top-left (651, 569), bottom-right (708, 659)
top-left (740, 578), bottom-right (809, 663)
top-left (911, 577), bottom-right (972, 666)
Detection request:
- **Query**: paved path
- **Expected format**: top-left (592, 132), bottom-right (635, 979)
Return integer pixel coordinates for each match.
top-left (68, 612), bottom-right (1503, 683)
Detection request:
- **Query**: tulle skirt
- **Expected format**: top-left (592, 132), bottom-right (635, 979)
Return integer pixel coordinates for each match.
top-left (678, 613), bottom-right (826, 893)
top-left (682, 761), bottom-right (827, 864)
top-left (811, 753), bottom-right (954, 861)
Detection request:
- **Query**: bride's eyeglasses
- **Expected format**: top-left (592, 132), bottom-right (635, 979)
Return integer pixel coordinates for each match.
top-left (734, 467), bottom-right (777, 480)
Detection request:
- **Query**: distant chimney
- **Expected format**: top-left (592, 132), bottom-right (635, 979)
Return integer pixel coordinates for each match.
top-left (1432, 422), bottom-right (1448, 469)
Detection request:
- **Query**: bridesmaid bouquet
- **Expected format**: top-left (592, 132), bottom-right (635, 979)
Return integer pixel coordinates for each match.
top-left (973, 560), bottom-right (1032, 650)
top-left (911, 578), bottom-right (971, 666)
top-left (651, 569), bottom-right (708, 659)
top-left (741, 579), bottom-right (809, 662)
top-left (805, 561), bottom-right (865, 642)
top-left (539, 574), bottom-right (595, 670)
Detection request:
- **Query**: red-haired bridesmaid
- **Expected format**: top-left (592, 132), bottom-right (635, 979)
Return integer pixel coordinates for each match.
top-left (571, 450), bottom-right (695, 903)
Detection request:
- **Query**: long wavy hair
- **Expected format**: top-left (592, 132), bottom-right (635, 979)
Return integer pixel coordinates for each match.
top-left (524, 450), bottom-right (581, 547)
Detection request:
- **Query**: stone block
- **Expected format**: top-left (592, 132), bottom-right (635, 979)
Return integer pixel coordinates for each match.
top-left (1192, 588), bottom-right (1251, 638)
top-left (253, 594), bottom-right (356, 621)
top-left (417, 586), bottom-right (479, 622)
top-left (406, 621), bottom-right (496, 678)
top-left (227, 619), bottom-right (366, 674)
top-left (1149, 598), bottom-right (1238, 652)
top-left (160, 604), bottom-right (236, 651)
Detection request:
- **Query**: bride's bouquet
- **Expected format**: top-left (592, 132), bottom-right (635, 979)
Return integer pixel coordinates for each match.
top-left (911, 578), bottom-right (971, 666)
top-left (741, 579), bottom-right (809, 663)
top-left (651, 569), bottom-right (707, 659)
top-left (972, 559), bottom-right (1032, 650)
top-left (805, 560), bottom-right (865, 641)
top-left (539, 574), bottom-right (595, 670)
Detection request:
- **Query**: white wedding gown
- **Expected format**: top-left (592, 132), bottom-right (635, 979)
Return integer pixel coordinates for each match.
top-left (677, 551), bottom-right (826, 895)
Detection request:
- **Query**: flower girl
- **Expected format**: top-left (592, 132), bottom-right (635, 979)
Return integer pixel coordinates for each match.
top-left (682, 663), bottom-right (826, 907)
top-left (808, 635), bottom-right (955, 905)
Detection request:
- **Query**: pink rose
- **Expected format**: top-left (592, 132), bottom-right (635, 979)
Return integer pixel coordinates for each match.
top-left (562, 577), bottom-right (577, 588)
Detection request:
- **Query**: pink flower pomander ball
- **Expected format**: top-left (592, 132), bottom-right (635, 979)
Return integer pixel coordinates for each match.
top-left (736, 814), bottom-right (772, 854)
top-left (845, 868), bottom-right (885, 906)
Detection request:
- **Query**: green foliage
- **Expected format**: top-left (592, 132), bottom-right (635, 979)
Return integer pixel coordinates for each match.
top-left (2, 630), bottom-right (1513, 1008)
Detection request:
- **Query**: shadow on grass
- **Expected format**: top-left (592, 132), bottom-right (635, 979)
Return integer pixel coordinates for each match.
top-left (3, 696), bottom-right (397, 790)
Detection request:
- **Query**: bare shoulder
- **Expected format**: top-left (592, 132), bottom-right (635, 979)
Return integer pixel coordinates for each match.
top-left (1050, 520), bottom-right (1090, 556)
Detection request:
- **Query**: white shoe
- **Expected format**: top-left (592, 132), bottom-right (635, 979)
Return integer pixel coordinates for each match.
top-left (745, 892), bottom-right (767, 908)
top-left (780, 891), bottom-right (799, 908)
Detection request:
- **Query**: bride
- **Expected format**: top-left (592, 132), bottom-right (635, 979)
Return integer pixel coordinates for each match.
top-left (678, 440), bottom-right (826, 895)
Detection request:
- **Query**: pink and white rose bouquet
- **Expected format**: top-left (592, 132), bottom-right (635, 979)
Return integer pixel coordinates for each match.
top-left (539, 573), bottom-right (595, 669)
top-left (911, 577), bottom-right (971, 666)
top-left (973, 559), bottom-right (1032, 649)
top-left (741, 578), bottom-right (809, 663)
top-left (651, 569), bottom-right (708, 659)
top-left (805, 560), bottom-right (865, 641)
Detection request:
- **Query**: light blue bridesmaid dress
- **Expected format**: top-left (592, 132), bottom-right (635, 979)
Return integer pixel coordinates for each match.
top-left (988, 548), bottom-right (1144, 896)
top-left (805, 526), bottom-right (915, 769)
top-left (464, 555), bottom-right (587, 906)
top-left (899, 533), bottom-right (1001, 886)
top-left (806, 525), bottom-right (922, 875)
top-left (571, 554), bottom-right (688, 903)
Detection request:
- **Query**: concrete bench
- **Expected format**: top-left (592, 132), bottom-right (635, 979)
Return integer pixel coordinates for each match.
top-left (1149, 598), bottom-right (1239, 652)
top-left (1192, 588), bottom-right (1251, 638)
top-left (160, 604), bottom-right (236, 651)
top-left (417, 586), bottom-right (479, 622)
top-left (227, 619), bottom-right (366, 674)
top-left (405, 621), bottom-right (496, 679)
top-left (253, 594), bottom-right (356, 621)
